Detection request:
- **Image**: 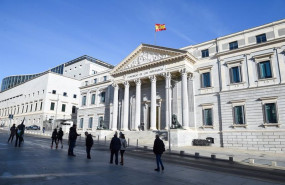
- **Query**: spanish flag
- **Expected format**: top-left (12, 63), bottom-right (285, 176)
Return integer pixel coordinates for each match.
top-left (155, 24), bottom-right (166, 32)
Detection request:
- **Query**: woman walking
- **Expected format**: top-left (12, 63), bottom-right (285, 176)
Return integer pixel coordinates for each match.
top-left (51, 128), bottom-right (57, 149)
top-left (119, 134), bottom-right (127, 165)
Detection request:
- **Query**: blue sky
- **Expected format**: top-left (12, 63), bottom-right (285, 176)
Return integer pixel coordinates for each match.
top-left (0, 0), bottom-right (285, 82)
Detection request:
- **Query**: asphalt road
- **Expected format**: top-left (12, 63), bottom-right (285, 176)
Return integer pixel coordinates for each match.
top-left (0, 130), bottom-right (284, 185)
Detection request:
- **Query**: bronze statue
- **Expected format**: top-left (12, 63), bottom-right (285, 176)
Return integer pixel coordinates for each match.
top-left (171, 114), bottom-right (182, 129)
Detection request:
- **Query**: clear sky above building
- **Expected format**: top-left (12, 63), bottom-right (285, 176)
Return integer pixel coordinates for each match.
top-left (0, 0), bottom-right (285, 82)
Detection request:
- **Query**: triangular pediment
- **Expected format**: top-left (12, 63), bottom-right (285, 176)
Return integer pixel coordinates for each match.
top-left (111, 44), bottom-right (188, 74)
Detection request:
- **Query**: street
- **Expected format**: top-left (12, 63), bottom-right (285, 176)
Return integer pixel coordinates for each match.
top-left (0, 130), bottom-right (284, 185)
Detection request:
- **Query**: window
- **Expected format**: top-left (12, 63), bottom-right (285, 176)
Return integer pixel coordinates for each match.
top-left (201, 72), bottom-right (211, 88)
top-left (98, 116), bottom-right (104, 128)
top-left (201, 49), bottom-right (209, 58)
top-left (258, 61), bottom-right (272, 79)
top-left (91, 94), bottom-right (96, 105)
top-left (233, 106), bottom-right (245, 124)
top-left (80, 118), bottom-right (84, 128)
top-left (229, 41), bottom-right (238, 50)
top-left (35, 103), bottom-right (37, 111)
top-left (82, 96), bottom-right (86, 106)
top-left (256, 34), bottom-right (267, 43)
top-left (40, 102), bottom-right (43, 111)
top-left (63, 92), bottom-right (67, 97)
top-left (26, 105), bottom-right (28, 113)
top-left (50, 102), bottom-right (55, 111)
top-left (230, 66), bottom-right (242, 83)
top-left (94, 78), bottom-right (97, 84)
top-left (203, 108), bottom-right (213, 126)
top-left (62, 104), bottom-right (66, 112)
top-left (85, 81), bottom-right (88, 86)
top-left (264, 103), bottom-right (277, 123)
top-left (72, 106), bottom-right (76, 114)
top-left (103, 76), bottom-right (107, 81)
top-left (52, 90), bottom-right (56, 94)
top-left (73, 94), bottom-right (77, 99)
top-left (88, 117), bottom-right (93, 128)
top-left (100, 92), bottom-right (106, 103)
top-left (92, 70), bottom-right (97, 74)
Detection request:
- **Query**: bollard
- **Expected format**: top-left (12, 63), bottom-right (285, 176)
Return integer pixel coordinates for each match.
top-left (195, 152), bottom-right (199, 158)
top-left (136, 139), bottom-right (138, 148)
top-left (180, 151), bottom-right (185, 156)
top-left (271, 161), bottom-right (277, 166)
top-left (249, 159), bottom-right (254, 164)
top-left (105, 136), bottom-right (106, 145)
top-left (229, 156), bottom-right (234, 162)
top-left (144, 146), bottom-right (148, 150)
top-left (128, 138), bottom-right (130, 147)
top-left (211, 154), bottom-right (216, 159)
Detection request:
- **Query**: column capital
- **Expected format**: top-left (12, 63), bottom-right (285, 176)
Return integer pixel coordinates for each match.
top-left (112, 83), bottom-right (118, 88)
top-left (134, 78), bottom-right (141, 85)
top-left (124, 81), bottom-right (129, 87)
top-left (161, 72), bottom-right (171, 79)
top-left (187, 73), bottom-right (194, 80)
top-left (180, 68), bottom-right (189, 76)
top-left (149, 75), bottom-right (156, 82)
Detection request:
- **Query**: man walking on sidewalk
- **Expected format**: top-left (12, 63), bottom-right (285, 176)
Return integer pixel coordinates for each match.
top-left (85, 131), bottom-right (93, 159)
top-left (153, 135), bottom-right (165, 171)
top-left (109, 132), bottom-right (121, 165)
top-left (68, 124), bottom-right (80, 156)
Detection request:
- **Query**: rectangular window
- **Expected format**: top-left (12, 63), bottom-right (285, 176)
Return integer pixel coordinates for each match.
top-left (233, 106), bottom-right (245, 124)
top-left (103, 76), bottom-right (107, 81)
top-left (94, 78), bottom-right (97, 84)
top-left (40, 102), bottom-right (43, 111)
top-left (52, 90), bottom-right (56, 94)
top-left (100, 92), bottom-right (106, 103)
top-left (229, 41), bottom-right (238, 50)
top-left (264, 103), bottom-right (277, 123)
top-left (203, 108), bottom-right (213, 125)
top-left (88, 117), bottom-right (93, 128)
top-left (258, 61), bottom-right (272, 79)
top-left (50, 102), bottom-right (55, 111)
top-left (26, 105), bottom-right (28, 113)
top-left (62, 104), bottom-right (66, 112)
top-left (201, 49), bottom-right (209, 58)
top-left (201, 72), bottom-right (211, 88)
top-left (63, 92), bottom-right (67, 97)
top-left (82, 96), bottom-right (86, 106)
top-left (35, 103), bottom-right (37, 111)
top-left (256, 34), bottom-right (267, 43)
top-left (22, 106), bottom-right (24, 113)
top-left (73, 94), bottom-right (77, 99)
top-left (98, 116), bottom-right (104, 128)
top-left (85, 81), bottom-right (88, 86)
top-left (230, 66), bottom-right (242, 83)
top-left (80, 118), bottom-right (84, 128)
top-left (91, 94), bottom-right (96, 105)
top-left (72, 106), bottom-right (76, 114)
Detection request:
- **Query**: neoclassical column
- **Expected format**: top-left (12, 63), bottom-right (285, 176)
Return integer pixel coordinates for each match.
top-left (188, 74), bottom-right (195, 128)
top-left (95, 89), bottom-right (101, 106)
top-left (149, 75), bottom-right (157, 130)
top-left (111, 83), bottom-right (119, 130)
top-left (122, 81), bottom-right (129, 131)
top-left (181, 69), bottom-right (189, 129)
top-left (164, 72), bottom-right (172, 129)
top-left (134, 79), bottom-right (141, 131)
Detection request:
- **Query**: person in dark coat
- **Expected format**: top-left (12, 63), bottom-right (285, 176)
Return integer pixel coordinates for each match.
top-left (109, 132), bottom-right (121, 165)
top-left (57, 127), bottom-right (64, 149)
top-left (8, 124), bottom-right (16, 143)
top-left (85, 131), bottom-right (93, 159)
top-left (153, 135), bottom-right (165, 171)
top-left (15, 120), bottom-right (25, 147)
top-left (68, 124), bottom-right (80, 156)
top-left (51, 128), bottom-right (57, 149)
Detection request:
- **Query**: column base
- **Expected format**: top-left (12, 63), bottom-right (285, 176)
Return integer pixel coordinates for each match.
top-left (149, 127), bottom-right (157, 131)
top-left (182, 126), bottom-right (190, 130)
top-left (120, 128), bottom-right (129, 131)
top-left (111, 128), bottom-right (118, 131)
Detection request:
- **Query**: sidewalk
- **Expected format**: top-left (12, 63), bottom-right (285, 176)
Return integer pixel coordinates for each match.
top-left (2, 127), bottom-right (285, 170)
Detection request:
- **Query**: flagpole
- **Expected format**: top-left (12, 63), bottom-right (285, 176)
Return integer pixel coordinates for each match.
top-left (154, 30), bottom-right (156, 45)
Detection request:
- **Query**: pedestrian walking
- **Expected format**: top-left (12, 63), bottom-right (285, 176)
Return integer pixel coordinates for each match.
top-left (57, 127), bottom-right (64, 149)
top-left (15, 119), bottom-right (25, 147)
top-left (68, 124), bottom-right (80, 156)
top-left (153, 135), bottom-right (165, 171)
top-left (51, 128), bottom-right (57, 149)
top-left (85, 131), bottom-right (93, 159)
top-left (119, 133), bottom-right (127, 165)
top-left (42, 127), bottom-right (45, 133)
top-left (8, 124), bottom-right (16, 143)
top-left (109, 132), bottom-right (121, 165)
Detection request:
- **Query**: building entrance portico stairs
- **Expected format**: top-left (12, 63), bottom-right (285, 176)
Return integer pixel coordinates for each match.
top-left (107, 44), bottom-right (199, 147)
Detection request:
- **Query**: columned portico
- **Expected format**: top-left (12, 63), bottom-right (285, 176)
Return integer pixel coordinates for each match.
top-left (149, 75), bottom-right (157, 130)
top-left (134, 79), bottom-right (141, 130)
top-left (181, 69), bottom-right (189, 129)
top-left (122, 81), bottom-right (129, 130)
top-left (111, 83), bottom-right (119, 130)
top-left (164, 72), bottom-right (172, 129)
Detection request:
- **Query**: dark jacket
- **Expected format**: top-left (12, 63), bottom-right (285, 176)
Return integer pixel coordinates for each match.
top-left (86, 134), bottom-right (93, 147)
top-left (153, 138), bottom-right (165, 155)
top-left (109, 135), bottom-right (121, 151)
top-left (57, 130), bottom-right (64, 139)
top-left (17, 124), bottom-right (25, 136)
top-left (51, 130), bottom-right (57, 139)
top-left (10, 126), bottom-right (16, 135)
top-left (69, 127), bottom-right (80, 141)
